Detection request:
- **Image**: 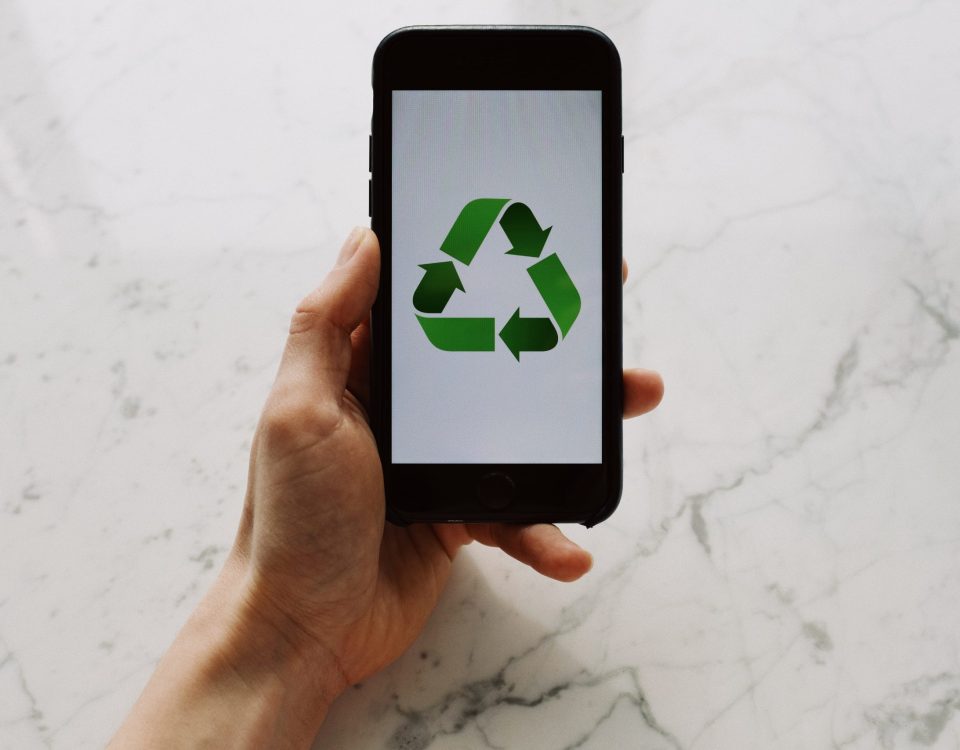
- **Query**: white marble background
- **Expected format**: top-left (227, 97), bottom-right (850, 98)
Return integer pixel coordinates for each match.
top-left (2, 1), bottom-right (959, 748)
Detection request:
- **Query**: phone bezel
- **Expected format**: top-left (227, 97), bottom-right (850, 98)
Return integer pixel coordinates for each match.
top-left (371, 26), bottom-right (623, 526)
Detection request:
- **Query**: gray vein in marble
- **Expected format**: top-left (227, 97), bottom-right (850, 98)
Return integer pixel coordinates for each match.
top-left (635, 187), bottom-right (841, 284)
top-left (1, 190), bottom-right (281, 229)
top-left (388, 664), bottom-right (679, 750)
top-left (673, 333), bottom-right (859, 558)
top-left (860, 673), bottom-right (960, 749)
top-left (689, 633), bottom-right (804, 747)
top-left (800, 621), bottom-right (832, 655)
top-left (558, 667), bottom-right (681, 750)
top-left (808, 0), bottom-right (939, 46)
top-left (666, 269), bottom-right (958, 560)
top-left (904, 280), bottom-right (959, 342)
top-left (31, 37), bottom-right (178, 167)
top-left (0, 639), bottom-right (49, 744)
top-left (189, 544), bottom-right (225, 572)
top-left (382, 549), bottom-right (683, 748)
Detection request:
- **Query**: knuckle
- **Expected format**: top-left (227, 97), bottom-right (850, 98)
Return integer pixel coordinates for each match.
top-left (288, 306), bottom-right (325, 336)
top-left (259, 396), bottom-right (342, 453)
top-left (289, 289), bottom-right (351, 339)
top-left (288, 307), bottom-right (353, 352)
top-left (288, 283), bottom-right (335, 334)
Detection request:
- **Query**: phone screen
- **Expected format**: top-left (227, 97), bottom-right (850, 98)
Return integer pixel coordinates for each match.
top-left (391, 90), bottom-right (602, 465)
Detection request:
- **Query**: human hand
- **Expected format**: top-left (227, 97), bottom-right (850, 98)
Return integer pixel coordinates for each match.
top-left (110, 227), bottom-right (663, 748)
top-left (234, 225), bottom-right (663, 697)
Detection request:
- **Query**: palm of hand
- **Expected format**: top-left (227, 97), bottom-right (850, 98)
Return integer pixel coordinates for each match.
top-left (242, 385), bottom-right (460, 685)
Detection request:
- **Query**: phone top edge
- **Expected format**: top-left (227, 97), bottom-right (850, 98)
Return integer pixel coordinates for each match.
top-left (381, 25), bottom-right (621, 72)
top-left (377, 24), bottom-right (617, 36)
top-left (373, 25), bottom-right (621, 83)
top-left (370, 24), bottom-right (622, 94)
top-left (374, 25), bottom-right (620, 51)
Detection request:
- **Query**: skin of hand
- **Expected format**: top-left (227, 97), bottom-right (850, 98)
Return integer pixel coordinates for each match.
top-left (110, 227), bottom-right (663, 749)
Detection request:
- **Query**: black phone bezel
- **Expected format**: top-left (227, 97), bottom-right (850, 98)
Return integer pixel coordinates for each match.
top-left (370, 26), bottom-right (623, 526)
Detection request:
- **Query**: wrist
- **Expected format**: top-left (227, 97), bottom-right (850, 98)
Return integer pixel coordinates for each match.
top-left (111, 555), bottom-right (347, 749)
top-left (197, 555), bottom-right (348, 744)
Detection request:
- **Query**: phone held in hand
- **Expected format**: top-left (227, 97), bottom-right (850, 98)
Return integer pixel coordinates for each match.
top-left (369, 26), bottom-right (623, 525)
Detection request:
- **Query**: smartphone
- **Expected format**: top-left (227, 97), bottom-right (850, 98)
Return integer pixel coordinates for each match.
top-left (369, 26), bottom-right (623, 526)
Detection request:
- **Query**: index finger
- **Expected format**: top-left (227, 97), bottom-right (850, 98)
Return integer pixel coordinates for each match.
top-left (463, 523), bottom-right (593, 582)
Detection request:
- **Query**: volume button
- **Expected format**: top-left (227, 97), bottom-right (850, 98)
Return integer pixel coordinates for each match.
top-left (368, 178), bottom-right (372, 217)
top-left (621, 135), bottom-right (625, 173)
top-left (368, 134), bottom-right (372, 173)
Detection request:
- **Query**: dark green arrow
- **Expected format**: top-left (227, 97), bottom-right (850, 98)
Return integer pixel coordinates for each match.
top-left (500, 202), bottom-right (552, 257)
top-left (417, 315), bottom-right (496, 351)
top-left (498, 309), bottom-right (558, 361)
top-left (527, 253), bottom-right (581, 338)
top-left (440, 198), bottom-right (509, 265)
top-left (413, 261), bottom-right (464, 313)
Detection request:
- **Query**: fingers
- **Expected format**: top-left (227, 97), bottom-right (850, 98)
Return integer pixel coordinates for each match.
top-left (465, 523), bottom-right (593, 582)
top-left (623, 368), bottom-right (664, 418)
top-left (621, 258), bottom-right (665, 418)
top-left (274, 228), bottom-right (380, 408)
top-left (621, 257), bottom-right (664, 417)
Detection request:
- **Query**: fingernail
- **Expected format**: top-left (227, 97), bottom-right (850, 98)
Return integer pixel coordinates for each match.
top-left (337, 227), bottom-right (365, 266)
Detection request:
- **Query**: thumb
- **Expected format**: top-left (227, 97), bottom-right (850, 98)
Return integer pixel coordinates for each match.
top-left (274, 227), bottom-right (380, 407)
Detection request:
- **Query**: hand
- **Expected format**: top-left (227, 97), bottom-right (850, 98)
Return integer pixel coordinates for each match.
top-left (237, 225), bottom-right (663, 693)
top-left (110, 227), bottom-right (663, 748)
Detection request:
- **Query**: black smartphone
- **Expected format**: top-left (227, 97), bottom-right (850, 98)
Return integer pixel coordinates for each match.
top-left (369, 25), bottom-right (623, 526)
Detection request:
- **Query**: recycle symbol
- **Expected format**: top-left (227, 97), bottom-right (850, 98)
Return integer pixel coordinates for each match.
top-left (413, 198), bottom-right (581, 361)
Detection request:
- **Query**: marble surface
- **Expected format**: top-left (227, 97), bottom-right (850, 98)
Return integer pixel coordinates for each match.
top-left (2, 0), bottom-right (960, 747)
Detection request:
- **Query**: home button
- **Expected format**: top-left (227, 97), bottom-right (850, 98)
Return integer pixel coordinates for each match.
top-left (476, 472), bottom-right (515, 510)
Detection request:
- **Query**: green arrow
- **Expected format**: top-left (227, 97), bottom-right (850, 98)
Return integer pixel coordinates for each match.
top-left (498, 309), bottom-right (558, 361)
top-left (527, 253), bottom-right (581, 338)
top-left (417, 315), bottom-right (496, 351)
top-left (500, 202), bottom-right (552, 257)
top-left (440, 198), bottom-right (509, 265)
top-left (413, 262), bottom-right (464, 313)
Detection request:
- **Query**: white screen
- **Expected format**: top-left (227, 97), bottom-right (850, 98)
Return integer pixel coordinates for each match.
top-left (391, 90), bottom-right (602, 464)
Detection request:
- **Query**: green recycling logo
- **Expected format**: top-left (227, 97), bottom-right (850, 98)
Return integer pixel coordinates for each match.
top-left (413, 198), bottom-right (581, 361)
